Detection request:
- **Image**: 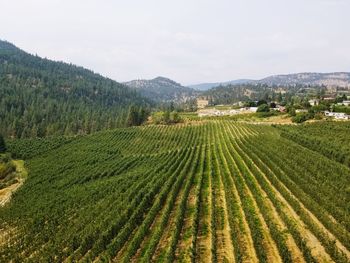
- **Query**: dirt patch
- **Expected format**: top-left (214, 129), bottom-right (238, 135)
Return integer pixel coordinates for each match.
top-left (0, 160), bottom-right (27, 207)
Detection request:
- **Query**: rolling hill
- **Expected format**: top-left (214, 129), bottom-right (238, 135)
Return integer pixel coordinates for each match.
top-left (1, 121), bottom-right (349, 262)
top-left (124, 76), bottom-right (198, 103)
top-left (0, 40), bottom-right (151, 138)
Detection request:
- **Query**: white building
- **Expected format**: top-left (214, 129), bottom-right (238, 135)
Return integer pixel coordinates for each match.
top-left (308, 99), bottom-right (319, 106)
top-left (342, 100), bottom-right (350, 106)
top-left (295, 109), bottom-right (308, 113)
top-left (240, 107), bottom-right (258, 113)
top-left (324, 111), bottom-right (350, 120)
top-left (197, 99), bottom-right (209, 109)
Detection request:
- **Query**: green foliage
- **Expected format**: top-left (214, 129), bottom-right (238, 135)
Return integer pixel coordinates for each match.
top-left (0, 40), bottom-right (151, 138)
top-left (256, 111), bottom-right (278, 118)
top-left (0, 134), bottom-right (6, 153)
top-left (257, 104), bottom-right (270, 112)
top-left (1, 121), bottom-right (349, 262)
top-left (291, 113), bottom-right (310, 123)
top-left (0, 155), bottom-right (16, 189)
top-left (309, 104), bottom-right (329, 113)
top-left (152, 111), bottom-right (182, 125)
top-left (286, 106), bottom-right (296, 116)
top-left (333, 105), bottom-right (350, 114)
top-left (126, 105), bottom-right (149, 127)
top-left (7, 136), bottom-right (73, 159)
top-left (278, 122), bottom-right (350, 167)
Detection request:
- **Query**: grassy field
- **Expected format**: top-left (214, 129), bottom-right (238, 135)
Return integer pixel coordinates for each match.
top-left (1, 120), bottom-right (349, 262)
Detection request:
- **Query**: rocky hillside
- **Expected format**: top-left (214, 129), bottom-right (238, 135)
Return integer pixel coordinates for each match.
top-left (257, 72), bottom-right (350, 87)
top-left (190, 72), bottom-right (350, 90)
top-left (188, 79), bottom-right (251, 91)
top-left (124, 77), bottom-right (198, 103)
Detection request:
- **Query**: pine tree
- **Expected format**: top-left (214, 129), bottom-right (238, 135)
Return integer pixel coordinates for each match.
top-left (126, 106), bottom-right (139, 127)
top-left (0, 134), bottom-right (6, 153)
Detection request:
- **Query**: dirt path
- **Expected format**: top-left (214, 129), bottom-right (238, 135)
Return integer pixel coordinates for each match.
top-left (0, 160), bottom-right (27, 207)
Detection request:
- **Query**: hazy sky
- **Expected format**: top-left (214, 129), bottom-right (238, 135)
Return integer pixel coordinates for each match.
top-left (0, 0), bottom-right (349, 85)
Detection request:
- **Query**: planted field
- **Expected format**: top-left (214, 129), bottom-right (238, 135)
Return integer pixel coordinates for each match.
top-left (1, 121), bottom-right (350, 262)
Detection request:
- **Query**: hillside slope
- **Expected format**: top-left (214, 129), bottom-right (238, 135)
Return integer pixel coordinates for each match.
top-left (188, 79), bottom-right (253, 91)
top-left (191, 72), bottom-right (350, 91)
top-left (124, 76), bottom-right (198, 103)
top-left (0, 40), bottom-right (151, 138)
top-left (1, 121), bottom-right (349, 262)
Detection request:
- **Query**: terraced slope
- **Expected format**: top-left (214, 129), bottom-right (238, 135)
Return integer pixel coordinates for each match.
top-left (1, 121), bottom-right (349, 263)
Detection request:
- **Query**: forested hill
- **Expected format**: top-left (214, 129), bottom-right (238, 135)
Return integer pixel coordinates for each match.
top-left (0, 40), bottom-right (151, 138)
top-left (124, 76), bottom-right (198, 103)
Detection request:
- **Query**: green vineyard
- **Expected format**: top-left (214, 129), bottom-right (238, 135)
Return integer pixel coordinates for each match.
top-left (1, 121), bottom-right (350, 263)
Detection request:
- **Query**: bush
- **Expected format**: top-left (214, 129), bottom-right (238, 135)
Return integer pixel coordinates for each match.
top-left (256, 111), bottom-right (278, 118)
top-left (291, 113), bottom-right (310, 123)
top-left (314, 113), bottom-right (324, 120)
top-left (0, 162), bottom-right (16, 180)
top-left (152, 111), bottom-right (182, 125)
top-left (257, 104), bottom-right (270, 113)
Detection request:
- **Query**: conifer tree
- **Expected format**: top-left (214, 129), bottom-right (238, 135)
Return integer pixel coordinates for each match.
top-left (0, 134), bottom-right (6, 153)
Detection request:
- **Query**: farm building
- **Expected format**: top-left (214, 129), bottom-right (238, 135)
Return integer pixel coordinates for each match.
top-left (197, 99), bottom-right (209, 109)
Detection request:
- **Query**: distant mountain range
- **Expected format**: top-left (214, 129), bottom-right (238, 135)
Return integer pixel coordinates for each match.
top-left (124, 77), bottom-right (198, 103)
top-left (189, 72), bottom-right (350, 90)
top-left (188, 79), bottom-right (251, 91)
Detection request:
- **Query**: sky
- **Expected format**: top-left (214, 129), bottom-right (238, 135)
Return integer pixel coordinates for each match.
top-left (0, 0), bottom-right (349, 85)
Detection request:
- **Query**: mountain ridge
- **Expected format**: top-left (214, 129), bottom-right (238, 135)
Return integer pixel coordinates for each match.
top-left (124, 76), bottom-right (198, 103)
top-left (189, 72), bottom-right (350, 90)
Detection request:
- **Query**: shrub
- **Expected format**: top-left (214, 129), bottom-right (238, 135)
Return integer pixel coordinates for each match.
top-left (257, 104), bottom-right (270, 113)
top-left (292, 113), bottom-right (310, 123)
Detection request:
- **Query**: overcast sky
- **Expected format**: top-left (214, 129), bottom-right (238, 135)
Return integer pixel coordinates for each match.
top-left (0, 0), bottom-right (349, 85)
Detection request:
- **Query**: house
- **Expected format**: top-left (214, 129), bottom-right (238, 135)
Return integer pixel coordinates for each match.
top-left (308, 99), bottom-right (319, 106)
top-left (241, 107), bottom-right (258, 113)
top-left (324, 111), bottom-right (350, 120)
top-left (277, 105), bottom-right (286, 112)
top-left (197, 99), bottom-right (209, 109)
top-left (229, 109), bottom-right (240, 115)
top-left (341, 100), bottom-right (350, 106)
top-left (295, 109), bottom-right (308, 113)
